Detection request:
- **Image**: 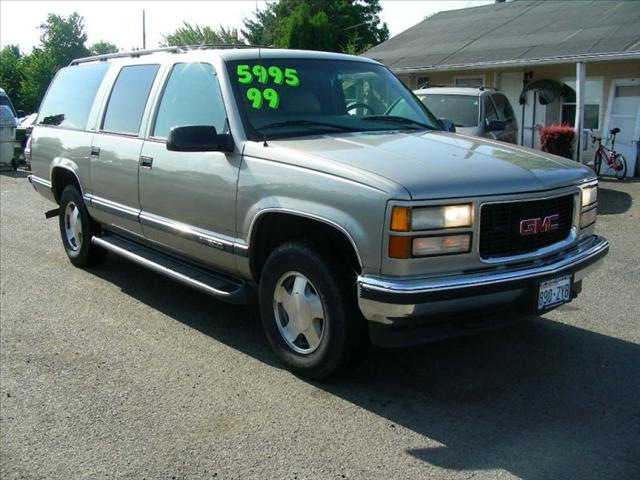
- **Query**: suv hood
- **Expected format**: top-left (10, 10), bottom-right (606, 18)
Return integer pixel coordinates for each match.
top-left (261, 131), bottom-right (594, 199)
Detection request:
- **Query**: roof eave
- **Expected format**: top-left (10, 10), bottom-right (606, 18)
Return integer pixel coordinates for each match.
top-left (388, 51), bottom-right (640, 74)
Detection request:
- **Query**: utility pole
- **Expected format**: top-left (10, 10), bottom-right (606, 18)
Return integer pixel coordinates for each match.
top-left (142, 10), bottom-right (146, 49)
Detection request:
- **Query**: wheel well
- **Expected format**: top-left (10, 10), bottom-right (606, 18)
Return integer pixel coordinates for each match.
top-left (250, 213), bottom-right (362, 279)
top-left (51, 168), bottom-right (81, 203)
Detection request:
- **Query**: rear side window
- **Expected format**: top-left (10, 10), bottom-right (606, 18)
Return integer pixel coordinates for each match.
top-left (102, 64), bottom-right (159, 135)
top-left (38, 63), bottom-right (109, 129)
top-left (152, 63), bottom-right (227, 139)
top-left (483, 95), bottom-right (499, 123)
top-left (492, 94), bottom-right (516, 124)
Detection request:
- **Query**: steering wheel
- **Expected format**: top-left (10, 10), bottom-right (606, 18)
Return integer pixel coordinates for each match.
top-left (346, 102), bottom-right (375, 115)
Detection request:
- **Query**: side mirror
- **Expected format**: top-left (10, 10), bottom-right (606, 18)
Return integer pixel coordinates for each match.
top-left (167, 125), bottom-right (234, 152)
top-left (485, 120), bottom-right (506, 132)
top-left (439, 118), bottom-right (456, 133)
top-left (16, 110), bottom-right (25, 118)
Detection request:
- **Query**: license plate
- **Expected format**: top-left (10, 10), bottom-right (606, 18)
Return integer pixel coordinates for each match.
top-left (538, 275), bottom-right (572, 310)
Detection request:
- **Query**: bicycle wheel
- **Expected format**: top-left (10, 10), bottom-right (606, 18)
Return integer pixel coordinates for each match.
top-left (613, 153), bottom-right (627, 180)
top-left (592, 152), bottom-right (602, 175)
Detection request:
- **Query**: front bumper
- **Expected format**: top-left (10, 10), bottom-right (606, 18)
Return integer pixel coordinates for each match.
top-left (357, 235), bottom-right (608, 346)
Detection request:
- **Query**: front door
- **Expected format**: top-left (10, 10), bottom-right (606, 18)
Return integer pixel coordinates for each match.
top-left (89, 63), bottom-right (161, 236)
top-left (604, 78), bottom-right (640, 177)
top-left (139, 62), bottom-right (241, 274)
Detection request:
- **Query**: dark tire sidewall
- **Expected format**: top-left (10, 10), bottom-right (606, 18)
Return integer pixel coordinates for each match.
top-left (259, 242), bottom-right (353, 379)
top-left (59, 185), bottom-right (95, 266)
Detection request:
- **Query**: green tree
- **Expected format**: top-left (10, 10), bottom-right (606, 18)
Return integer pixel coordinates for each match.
top-left (0, 45), bottom-right (23, 108)
top-left (18, 48), bottom-right (56, 113)
top-left (39, 12), bottom-right (90, 69)
top-left (89, 41), bottom-right (119, 55)
top-left (242, 0), bottom-right (389, 53)
top-left (162, 22), bottom-right (244, 46)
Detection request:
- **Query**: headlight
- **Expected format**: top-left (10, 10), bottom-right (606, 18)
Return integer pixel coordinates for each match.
top-left (411, 204), bottom-right (472, 230)
top-left (581, 185), bottom-right (597, 208)
top-left (412, 234), bottom-right (471, 256)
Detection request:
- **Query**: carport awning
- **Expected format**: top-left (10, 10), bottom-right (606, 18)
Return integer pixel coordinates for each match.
top-left (362, 0), bottom-right (640, 71)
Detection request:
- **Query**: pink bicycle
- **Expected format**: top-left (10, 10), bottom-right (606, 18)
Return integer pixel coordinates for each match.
top-left (591, 127), bottom-right (627, 179)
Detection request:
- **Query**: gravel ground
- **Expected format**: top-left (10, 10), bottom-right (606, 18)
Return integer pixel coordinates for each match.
top-left (1, 171), bottom-right (639, 480)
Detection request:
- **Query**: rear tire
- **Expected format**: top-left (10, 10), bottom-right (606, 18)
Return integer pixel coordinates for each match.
top-left (58, 185), bottom-right (107, 267)
top-left (613, 153), bottom-right (627, 179)
top-left (259, 241), bottom-right (367, 380)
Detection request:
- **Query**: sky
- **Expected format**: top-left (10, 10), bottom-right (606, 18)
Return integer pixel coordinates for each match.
top-left (0, 0), bottom-right (493, 53)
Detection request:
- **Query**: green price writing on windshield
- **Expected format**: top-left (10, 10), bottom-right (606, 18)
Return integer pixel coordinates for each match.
top-left (247, 87), bottom-right (280, 109)
top-left (237, 65), bottom-right (300, 87)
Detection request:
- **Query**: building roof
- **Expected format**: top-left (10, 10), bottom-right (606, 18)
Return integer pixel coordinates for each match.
top-left (363, 0), bottom-right (640, 72)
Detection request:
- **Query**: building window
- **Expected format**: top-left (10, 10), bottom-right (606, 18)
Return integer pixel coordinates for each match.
top-left (454, 76), bottom-right (484, 87)
top-left (417, 76), bottom-right (430, 88)
top-left (561, 78), bottom-right (603, 130)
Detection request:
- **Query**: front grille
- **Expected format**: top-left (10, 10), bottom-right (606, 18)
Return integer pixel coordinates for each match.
top-left (479, 194), bottom-right (574, 258)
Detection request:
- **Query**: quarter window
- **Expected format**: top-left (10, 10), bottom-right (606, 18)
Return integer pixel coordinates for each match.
top-left (561, 78), bottom-right (602, 129)
top-left (152, 63), bottom-right (227, 139)
top-left (38, 63), bottom-right (109, 130)
top-left (102, 64), bottom-right (159, 135)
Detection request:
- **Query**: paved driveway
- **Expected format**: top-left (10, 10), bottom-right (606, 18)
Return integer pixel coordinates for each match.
top-left (1, 172), bottom-right (639, 480)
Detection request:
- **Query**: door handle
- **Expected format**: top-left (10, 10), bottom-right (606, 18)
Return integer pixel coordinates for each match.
top-left (139, 156), bottom-right (153, 168)
top-left (90, 146), bottom-right (100, 157)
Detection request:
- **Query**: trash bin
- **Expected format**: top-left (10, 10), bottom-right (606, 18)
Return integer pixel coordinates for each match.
top-left (0, 105), bottom-right (18, 171)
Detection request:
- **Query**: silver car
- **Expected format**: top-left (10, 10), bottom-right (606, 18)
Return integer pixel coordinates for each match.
top-left (28, 47), bottom-right (607, 378)
top-left (415, 86), bottom-right (519, 144)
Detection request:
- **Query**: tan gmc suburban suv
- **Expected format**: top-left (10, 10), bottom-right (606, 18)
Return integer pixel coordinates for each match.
top-left (27, 46), bottom-right (608, 379)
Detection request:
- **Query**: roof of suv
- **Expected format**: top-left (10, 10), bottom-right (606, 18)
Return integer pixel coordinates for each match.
top-left (69, 46), bottom-right (380, 67)
top-left (414, 87), bottom-right (494, 96)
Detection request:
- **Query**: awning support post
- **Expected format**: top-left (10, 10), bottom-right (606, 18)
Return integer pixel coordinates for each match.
top-left (573, 62), bottom-right (586, 162)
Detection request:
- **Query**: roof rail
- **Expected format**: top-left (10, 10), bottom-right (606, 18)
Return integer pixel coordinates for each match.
top-left (418, 83), bottom-right (497, 91)
top-left (69, 44), bottom-right (273, 66)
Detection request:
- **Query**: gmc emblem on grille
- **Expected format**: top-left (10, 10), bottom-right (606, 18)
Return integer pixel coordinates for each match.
top-left (519, 214), bottom-right (560, 236)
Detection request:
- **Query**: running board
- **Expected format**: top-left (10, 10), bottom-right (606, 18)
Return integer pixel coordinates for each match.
top-left (91, 235), bottom-right (253, 304)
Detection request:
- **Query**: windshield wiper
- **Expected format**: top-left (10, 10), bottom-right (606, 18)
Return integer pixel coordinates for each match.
top-left (257, 120), bottom-right (359, 133)
top-left (362, 115), bottom-right (435, 130)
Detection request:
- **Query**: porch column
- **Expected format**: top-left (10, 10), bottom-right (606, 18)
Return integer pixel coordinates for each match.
top-left (573, 62), bottom-right (586, 162)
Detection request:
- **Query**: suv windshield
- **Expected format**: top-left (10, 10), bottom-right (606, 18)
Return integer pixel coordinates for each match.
top-left (226, 58), bottom-right (440, 140)
top-left (417, 94), bottom-right (479, 128)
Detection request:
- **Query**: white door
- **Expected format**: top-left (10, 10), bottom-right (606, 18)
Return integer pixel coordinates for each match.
top-left (603, 78), bottom-right (640, 177)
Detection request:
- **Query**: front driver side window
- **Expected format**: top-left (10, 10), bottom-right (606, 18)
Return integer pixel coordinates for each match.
top-left (152, 63), bottom-right (227, 139)
top-left (483, 95), bottom-right (499, 124)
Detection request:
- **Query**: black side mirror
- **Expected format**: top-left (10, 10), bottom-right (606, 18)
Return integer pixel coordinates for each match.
top-left (167, 125), bottom-right (234, 152)
top-left (16, 110), bottom-right (25, 118)
top-left (439, 118), bottom-right (456, 133)
top-left (485, 120), bottom-right (506, 132)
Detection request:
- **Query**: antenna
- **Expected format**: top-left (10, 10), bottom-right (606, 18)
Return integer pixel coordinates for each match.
top-left (256, 0), bottom-right (268, 147)
top-left (142, 10), bottom-right (146, 49)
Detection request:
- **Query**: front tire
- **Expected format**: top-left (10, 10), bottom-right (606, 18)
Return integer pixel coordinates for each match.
top-left (259, 241), bottom-right (367, 379)
top-left (58, 185), bottom-right (106, 267)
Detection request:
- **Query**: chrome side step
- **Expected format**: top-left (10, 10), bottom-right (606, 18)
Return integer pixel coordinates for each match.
top-left (92, 234), bottom-right (253, 304)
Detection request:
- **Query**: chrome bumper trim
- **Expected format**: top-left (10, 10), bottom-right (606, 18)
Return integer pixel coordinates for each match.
top-left (358, 235), bottom-right (608, 303)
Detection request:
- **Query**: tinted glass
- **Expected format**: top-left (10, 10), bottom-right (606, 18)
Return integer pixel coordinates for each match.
top-left (419, 94), bottom-right (479, 127)
top-left (492, 94), bottom-right (515, 123)
top-left (38, 63), bottom-right (109, 129)
top-left (226, 59), bottom-right (440, 140)
top-left (153, 63), bottom-right (227, 139)
top-left (483, 96), bottom-right (499, 123)
top-left (0, 95), bottom-right (16, 116)
top-left (102, 64), bottom-right (159, 135)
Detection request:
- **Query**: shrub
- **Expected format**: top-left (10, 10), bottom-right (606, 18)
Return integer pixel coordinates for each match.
top-left (539, 124), bottom-right (575, 159)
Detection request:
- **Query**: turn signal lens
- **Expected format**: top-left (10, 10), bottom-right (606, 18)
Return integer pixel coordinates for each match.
top-left (412, 234), bottom-right (471, 256)
top-left (388, 235), bottom-right (411, 258)
top-left (390, 207), bottom-right (410, 232)
top-left (580, 206), bottom-right (597, 228)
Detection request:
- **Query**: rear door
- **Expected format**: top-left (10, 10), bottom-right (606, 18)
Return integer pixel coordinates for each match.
top-left (89, 63), bottom-right (161, 236)
top-left (138, 62), bottom-right (241, 274)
